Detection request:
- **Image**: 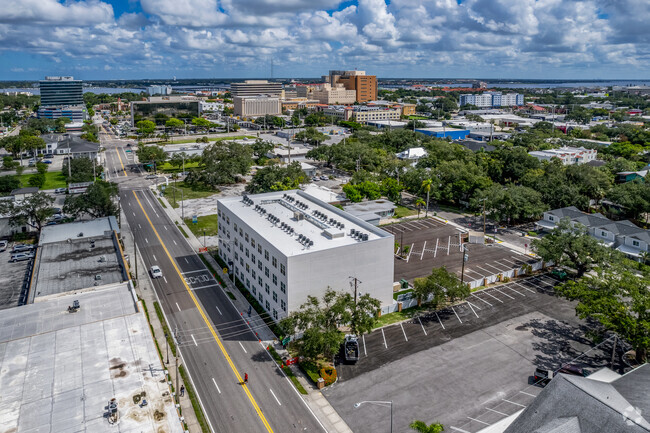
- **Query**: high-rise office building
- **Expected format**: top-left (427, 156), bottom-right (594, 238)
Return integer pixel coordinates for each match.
top-left (230, 80), bottom-right (282, 98)
top-left (322, 70), bottom-right (378, 103)
top-left (39, 76), bottom-right (84, 107)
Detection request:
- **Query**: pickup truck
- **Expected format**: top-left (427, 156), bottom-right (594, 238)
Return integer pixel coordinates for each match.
top-left (343, 335), bottom-right (359, 363)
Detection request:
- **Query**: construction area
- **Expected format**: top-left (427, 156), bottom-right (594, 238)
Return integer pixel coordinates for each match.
top-left (0, 284), bottom-right (184, 433)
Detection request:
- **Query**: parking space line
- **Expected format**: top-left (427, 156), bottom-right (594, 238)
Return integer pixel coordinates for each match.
top-left (417, 316), bottom-right (427, 335)
top-left (239, 342), bottom-right (247, 354)
top-left (381, 328), bottom-right (388, 349)
top-left (449, 427), bottom-right (471, 433)
top-left (466, 299), bottom-right (481, 310)
top-left (184, 258), bottom-right (189, 264)
top-left (451, 307), bottom-right (462, 324)
top-left (466, 302), bottom-right (479, 318)
top-left (215, 305), bottom-right (222, 315)
top-left (475, 265), bottom-right (495, 275)
top-left (486, 408), bottom-right (508, 416)
top-left (492, 287), bottom-right (515, 300)
top-left (484, 262), bottom-right (509, 273)
top-left (400, 322), bottom-right (408, 341)
top-left (481, 290), bottom-right (504, 303)
top-left (406, 243), bottom-right (414, 262)
top-left (420, 241), bottom-right (426, 260)
top-left (519, 390), bottom-right (536, 397)
top-left (503, 285), bottom-right (525, 297)
top-left (362, 335), bottom-right (367, 356)
top-left (513, 282), bottom-right (536, 293)
top-left (503, 399), bottom-right (526, 408)
top-left (435, 312), bottom-right (445, 329)
top-left (467, 417), bottom-right (490, 426)
top-left (471, 294), bottom-right (492, 307)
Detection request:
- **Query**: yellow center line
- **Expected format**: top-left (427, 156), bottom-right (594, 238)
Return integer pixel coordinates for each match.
top-left (132, 190), bottom-right (274, 433)
top-left (115, 147), bottom-right (128, 177)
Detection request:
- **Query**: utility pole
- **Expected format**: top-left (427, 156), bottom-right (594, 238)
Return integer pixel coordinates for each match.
top-left (483, 198), bottom-right (487, 238)
top-left (164, 333), bottom-right (169, 364)
top-left (181, 189), bottom-right (184, 220)
top-left (461, 244), bottom-right (468, 284)
top-left (175, 356), bottom-right (180, 404)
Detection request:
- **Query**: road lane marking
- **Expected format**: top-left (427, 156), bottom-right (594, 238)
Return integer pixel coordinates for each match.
top-left (145, 238), bottom-right (149, 243)
top-left (153, 254), bottom-right (157, 261)
top-left (138, 224), bottom-right (142, 229)
top-left (183, 269), bottom-right (207, 275)
top-left (163, 276), bottom-right (168, 284)
top-left (215, 305), bottom-right (222, 315)
top-left (381, 328), bottom-right (388, 349)
top-left (191, 334), bottom-right (198, 346)
top-left (400, 322), bottom-right (408, 341)
top-left (417, 316), bottom-right (427, 335)
top-left (132, 212), bottom-right (136, 216)
top-left (115, 148), bottom-right (127, 177)
top-left (519, 391), bottom-right (536, 397)
top-left (269, 389), bottom-right (281, 406)
top-left (212, 378), bottom-right (221, 394)
top-left (131, 190), bottom-right (275, 433)
top-left (173, 240), bottom-right (177, 245)
top-left (185, 258), bottom-right (189, 264)
top-left (176, 302), bottom-right (181, 311)
top-left (164, 226), bottom-right (168, 230)
top-left (239, 342), bottom-right (247, 354)
top-left (435, 312), bottom-right (445, 329)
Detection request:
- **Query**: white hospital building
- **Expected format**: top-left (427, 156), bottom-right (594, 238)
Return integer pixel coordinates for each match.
top-left (217, 190), bottom-right (395, 322)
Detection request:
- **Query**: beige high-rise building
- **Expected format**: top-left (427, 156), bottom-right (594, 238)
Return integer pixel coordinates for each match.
top-left (233, 96), bottom-right (281, 117)
top-left (322, 70), bottom-right (378, 103)
top-left (312, 83), bottom-right (357, 105)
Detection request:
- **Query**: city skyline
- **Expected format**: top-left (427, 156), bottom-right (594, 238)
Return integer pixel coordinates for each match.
top-left (0, 0), bottom-right (649, 81)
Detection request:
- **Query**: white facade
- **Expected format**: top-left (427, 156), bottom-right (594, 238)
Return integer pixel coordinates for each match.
top-left (200, 101), bottom-right (225, 112)
top-left (217, 190), bottom-right (394, 322)
top-left (233, 96), bottom-right (281, 117)
top-left (147, 85), bottom-right (172, 96)
top-left (313, 84), bottom-right (356, 105)
top-left (529, 146), bottom-right (597, 165)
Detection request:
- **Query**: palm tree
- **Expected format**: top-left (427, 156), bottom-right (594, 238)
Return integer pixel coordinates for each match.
top-left (422, 179), bottom-right (433, 217)
top-left (415, 198), bottom-right (426, 218)
top-left (410, 420), bottom-right (444, 433)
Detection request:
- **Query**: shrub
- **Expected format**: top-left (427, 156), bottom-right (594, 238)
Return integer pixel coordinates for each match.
top-left (299, 360), bottom-right (320, 384)
top-left (527, 231), bottom-right (538, 237)
top-left (320, 366), bottom-right (337, 386)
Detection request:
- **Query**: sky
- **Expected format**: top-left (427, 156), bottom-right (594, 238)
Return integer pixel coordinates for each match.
top-left (0, 0), bottom-right (649, 81)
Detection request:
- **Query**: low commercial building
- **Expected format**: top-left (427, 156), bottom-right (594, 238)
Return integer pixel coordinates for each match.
top-left (200, 101), bottom-right (225, 112)
top-left (343, 200), bottom-right (396, 225)
top-left (312, 84), bottom-right (357, 105)
top-left (459, 92), bottom-right (524, 108)
top-left (233, 96), bottom-right (281, 117)
top-left (37, 105), bottom-right (87, 121)
top-left (396, 147), bottom-right (427, 162)
top-left (217, 191), bottom-right (394, 322)
top-left (535, 206), bottom-right (650, 261)
top-left (349, 106), bottom-right (401, 124)
top-left (281, 99), bottom-right (319, 112)
top-left (415, 127), bottom-right (470, 140)
top-left (131, 96), bottom-right (201, 125)
top-left (43, 134), bottom-right (100, 159)
top-left (616, 165), bottom-right (649, 183)
top-left (367, 120), bottom-right (407, 129)
top-left (529, 146), bottom-right (597, 165)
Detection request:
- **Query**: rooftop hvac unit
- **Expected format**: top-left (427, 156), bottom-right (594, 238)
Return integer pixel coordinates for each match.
top-left (309, 241), bottom-right (314, 247)
top-left (298, 234), bottom-right (304, 241)
top-left (293, 211), bottom-right (304, 221)
top-left (363, 234), bottom-right (368, 241)
top-left (350, 229), bottom-right (356, 236)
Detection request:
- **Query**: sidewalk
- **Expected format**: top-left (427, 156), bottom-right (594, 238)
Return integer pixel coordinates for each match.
top-left (121, 205), bottom-right (201, 433)
top-left (155, 189), bottom-right (353, 433)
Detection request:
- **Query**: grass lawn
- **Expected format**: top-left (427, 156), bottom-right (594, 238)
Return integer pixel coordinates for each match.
top-left (18, 171), bottom-right (67, 189)
top-left (159, 181), bottom-right (217, 208)
top-left (184, 214), bottom-right (219, 238)
top-left (159, 135), bottom-right (256, 145)
top-left (393, 205), bottom-right (417, 218)
top-left (158, 161), bottom-right (202, 173)
top-left (407, 115), bottom-right (429, 120)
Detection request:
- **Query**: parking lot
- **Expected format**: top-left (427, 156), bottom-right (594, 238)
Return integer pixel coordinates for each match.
top-left (382, 218), bottom-right (538, 284)
top-left (323, 274), bottom-right (618, 433)
top-left (0, 243), bottom-right (36, 310)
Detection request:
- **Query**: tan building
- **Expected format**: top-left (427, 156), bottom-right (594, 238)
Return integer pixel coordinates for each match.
top-left (233, 96), bottom-right (281, 117)
top-left (312, 84), bottom-right (357, 105)
top-left (400, 103), bottom-right (416, 116)
top-left (351, 106), bottom-right (400, 123)
top-left (281, 99), bottom-right (319, 112)
top-left (323, 70), bottom-right (378, 103)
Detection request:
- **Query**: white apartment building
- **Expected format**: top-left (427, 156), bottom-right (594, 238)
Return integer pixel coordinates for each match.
top-left (233, 96), bottom-right (281, 117)
top-left (529, 146), bottom-right (597, 165)
top-left (313, 84), bottom-right (357, 105)
top-left (217, 190), bottom-right (395, 322)
top-left (351, 106), bottom-right (401, 123)
top-left (147, 85), bottom-right (172, 96)
top-left (200, 101), bottom-right (225, 112)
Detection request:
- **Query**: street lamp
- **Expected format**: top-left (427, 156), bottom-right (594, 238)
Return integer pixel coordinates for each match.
top-left (353, 400), bottom-right (392, 433)
top-left (461, 243), bottom-right (469, 284)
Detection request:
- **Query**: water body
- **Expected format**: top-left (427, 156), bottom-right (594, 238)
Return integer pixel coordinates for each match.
top-left (386, 80), bottom-right (650, 89)
top-left (1, 87), bottom-right (143, 95)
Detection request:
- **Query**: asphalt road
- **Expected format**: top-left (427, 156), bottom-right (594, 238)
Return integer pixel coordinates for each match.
top-left (102, 128), bottom-right (326, 433)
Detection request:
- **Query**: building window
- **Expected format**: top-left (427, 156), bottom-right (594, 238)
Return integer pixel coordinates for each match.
top-left (245, 233), bottom-right (249, 242)
top-left (259, 293), bottom-right (263, 303)
top-left (246, 278), bottom-right (250, 287)
top-left (272, 274), bottom-right (277, 285)
top-left (258, 244), bottom-right (262, 254)
top-left (258, 261), bottom-right (263, 271)
top-left (266, 300), bottom-right (270, 310)
top-left (273, 309), bottom-right (278, 320)
top-left (245, 263), bottom-right (250, 273)
top-left (272, 291), bottom-right (277, 302)
top-left (235, 238), bottom-right (239, 246)
top-left (265, 284), bottom-right (270, 294)
top-left (548, 216), bottom-right (555, 221)
top-left (252, 270), bottom-right (256, 279)
top-left (245, 248), bottom-right (249, 258)
top-left (226, 216), bottom-right (230, 225)
top-left (280, 264), bottom-right (285, 276)
top-left (272, 257), bottom-right (277, 268)
top-left (265, 267), bottom-right (269, 277)
top-left (280, 281), bottom-right (286, 294)
top-left (239, 243), bottom-right (243, 252)
top-left (258, 276), bottom-right (263, 286)
top-left (234, 223), bottom-right (237, 231)
top-left (601, 231), bottom-right (607, 237)
top-left (251, 238), bottom-right (256, 248)
top-left (239, 228), bottom-right (242, 236)
top-left (264, 250), bottom-right (269, 261)
top-left (234, 252), bottom-right (239, 261)
top-left (281, 300), bottom-right (286, 311)
top-left (251, 285), bottom-right (256, 295)
top-left (251, 255), bottom-right (256, 264)
top-left (632, 240), bottom-right (640, 247)
top-left (240, 258), bottom-right (243, 267)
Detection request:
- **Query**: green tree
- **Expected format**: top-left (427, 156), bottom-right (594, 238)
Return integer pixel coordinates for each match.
top-left (136, 144), bottom-right (167, 172)
top-left (381, 177), bottom-right (404, 203)
top-left (350, 293), bottom-right (381, 336)
top-left (187, 141), bottom-right (253, 188)
top-left (246, 162), bottom-right (306, 194)
top-left (415, 197), bottom-right (425, 218)
top-left (63, 181), bottom-right (119, 218)
top-left (410, 421), bottom-right (444, 433)
top-left (191, 117), bottom-right (213, 132)
top-left (62, 157), bottom-right (100, 182)
top-left (35, 161), bottom-right (48, 175)
top-left (166, 118), bottom-right (184, 130)
top-left (295, 127), bottom-right (328, 146)
top-left (0, 191), bottom-right (54, 231)
top-left (422, 178), bottom-right (432, 217)
top-left (606, 180), bottom-right (650, 221)
top-left (2, 156), bottom-right (18, 170)
top-left (0, 175), bottom-right (20, 194)
top-left (136, 120), bottom-right (156, 136)
top-left (28, 173), bottom-right (45, 188)
top-left (556, 266), bottom-right (650, 363)
top-left (473, 184), bottom-right (547, 224)
top-left (342, 184), bottom-right (363, 203)
top-left (532, 217), bottom-right (612, 277)
top-left (251, 139), bottom-right (275, 160)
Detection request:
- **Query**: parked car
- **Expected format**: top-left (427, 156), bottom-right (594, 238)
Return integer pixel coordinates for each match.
top-left (10, 253), bottom-right (34, 262)
top-left (44, 153), bottom-right (54, 158)
top-left (12, 244), bottom-right (35, 253)
top-left (42, 159), bottom-right (53, 164)
top-left (343, 335), bottom-right (359, 363)
top-left (55, 187), bottom-right (67, 194)
top-left (0, 240), bottom-right (7, 252)
top-left (311, 177), bottom-right (319, 182)
top-left (320, 175), bottom-right (329, 181)
top-left (149, 265), bottom-right (163, 279)
top-left (551, 268), bottom-right (568, 281)
top-left (145, 174), bottom-right (158, 180)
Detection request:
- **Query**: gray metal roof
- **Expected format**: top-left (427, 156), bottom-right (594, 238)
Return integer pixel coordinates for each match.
top-left (343, 199), bottom-right (396, 215)
top-left (39, 217), bottom-right (119, 245)
top-left (548, 207), bottom-right (649, 240)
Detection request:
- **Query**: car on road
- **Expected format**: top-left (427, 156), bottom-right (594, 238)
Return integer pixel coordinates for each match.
top-left (12, 244), bottom-right (35, 253)
top-left (145, 174), bottom-right (158, 180)
top-left (10, 252), bottom-right (34, 262)
top-left (149, 265), bottom-right (163, 279)
top-left (54, 187), bottom-right (67, 194)
top-left (320, 175), bottom-right (329, 181)
top-left (311, 177), bottom-right (319, 182)
top-left (126, 143), bottom-right (132, 147)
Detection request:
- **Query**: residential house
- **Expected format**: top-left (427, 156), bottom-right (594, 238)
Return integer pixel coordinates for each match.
top-left (616, 165), bottom-right (649, 183)
top-left (536, 206), bottom-right (650, 261)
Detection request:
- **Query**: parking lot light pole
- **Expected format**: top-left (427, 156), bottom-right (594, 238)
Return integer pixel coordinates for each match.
top-left (461, 244), bottom-right (468, 284)
top-left (353, 401), bottom-right (392, 433)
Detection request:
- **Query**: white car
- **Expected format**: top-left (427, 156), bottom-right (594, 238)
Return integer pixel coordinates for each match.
top-left (149, 265), bottom-right (163, 279)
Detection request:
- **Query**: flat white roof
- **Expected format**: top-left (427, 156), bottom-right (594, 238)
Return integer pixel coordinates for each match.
top-left (218, 190), bottom-right (392, 257)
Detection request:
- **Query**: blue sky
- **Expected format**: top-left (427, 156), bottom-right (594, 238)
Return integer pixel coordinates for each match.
top-left (0, 0), bottom-right (648, 81)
